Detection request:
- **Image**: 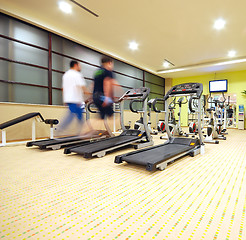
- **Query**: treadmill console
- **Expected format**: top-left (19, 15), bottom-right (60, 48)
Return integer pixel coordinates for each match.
top-left (119, 87), bottom-right (150, 101)
top-left (164, 83), bottom-right (203, 100)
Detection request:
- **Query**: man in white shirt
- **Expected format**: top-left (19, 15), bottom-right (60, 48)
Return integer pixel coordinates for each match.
top-left (56, 60), bottom-right (88, 134)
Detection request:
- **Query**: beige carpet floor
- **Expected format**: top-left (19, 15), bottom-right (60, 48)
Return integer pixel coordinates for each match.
top-left (0, 129), bottom-right (246, 240)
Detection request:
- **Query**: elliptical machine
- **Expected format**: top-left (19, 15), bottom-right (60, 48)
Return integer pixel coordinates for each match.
top-left (204, 93), bottom-right (227, 144)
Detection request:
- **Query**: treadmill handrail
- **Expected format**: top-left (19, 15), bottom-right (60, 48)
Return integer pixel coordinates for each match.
top-left (152, 98), bottom-right (165, 113)
top-left (129, 99), bottom-right (145, 113)
top-left (87, 101), bottom-right (99, 113)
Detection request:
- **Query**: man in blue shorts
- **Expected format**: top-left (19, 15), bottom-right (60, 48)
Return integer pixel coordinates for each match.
top-left (56, 60), bottom-right (89, 135)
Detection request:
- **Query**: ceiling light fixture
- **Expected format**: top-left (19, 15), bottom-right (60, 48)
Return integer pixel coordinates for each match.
top-left (228, 50), bottom-right (236, 57)
top-left (163, 59), bottom-right (175, 68)
top-left (163, 61), bottom-right (170, 68)
top-left (58, 1), bottom-right (72, 14)
top-left (129, 41), bottom-right (138, 50)
top-left (213, 18), bottom-right (226, 30)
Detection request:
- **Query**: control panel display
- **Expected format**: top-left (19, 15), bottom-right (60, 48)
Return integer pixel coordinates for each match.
top-left (164, 83), bottom-right (203, 100)
top-left (122, 87), bottom-right (150, 100)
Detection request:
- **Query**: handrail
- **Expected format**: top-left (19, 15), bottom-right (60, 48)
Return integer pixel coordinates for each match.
top-left (0, 112), bottom-right (45, 130)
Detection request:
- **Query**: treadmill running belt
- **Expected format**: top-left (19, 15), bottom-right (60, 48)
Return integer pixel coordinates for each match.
top-left (120, 143), bottom-right (194, 166)
top-left (69, 135), bottom-right (141, 155)
top-left (31, 136), bottom-right (84, 146)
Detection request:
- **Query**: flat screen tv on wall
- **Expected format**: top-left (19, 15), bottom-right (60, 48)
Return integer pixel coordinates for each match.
top-left (209, 79), bottom-right (228, 93)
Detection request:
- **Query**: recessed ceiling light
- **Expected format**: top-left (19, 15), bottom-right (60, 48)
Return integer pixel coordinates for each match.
top-left (228, 50), bottom-right (236, 57)
top-left (213, 18), bottom-right (226, 30)
top-left (163, 61), bottom-right (170, 68)
top-left (58, 1), bottom-right (72, 14)
top-left (129, 41), bottom-right (138, 50)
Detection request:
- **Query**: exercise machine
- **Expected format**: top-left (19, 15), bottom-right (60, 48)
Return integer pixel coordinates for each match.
top-left (187, 95), bottom-right (206, 135)
top-left (64, 87), bottom-right (154, 158)
top-left (134, 98), bottom-right (158, 135)
top-left (26, 102), bottom-right (111, 150)
top-left (204, 94), bottom-right (227, 144)
top-left (158, 97), bottom-right (188, 139)
top-left (152, 99), bottom-right (165, 133)
top-left (115, 82), bottom-right (204, 171)
top-left (0, 112), bottom-right (58, 147)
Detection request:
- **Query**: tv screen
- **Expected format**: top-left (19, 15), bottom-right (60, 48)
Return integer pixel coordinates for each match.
top-left (209, 79), bottom-right (228, 93)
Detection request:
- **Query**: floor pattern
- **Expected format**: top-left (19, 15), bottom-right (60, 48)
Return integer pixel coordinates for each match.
top-left (0, 129), bottom-right (246, 239)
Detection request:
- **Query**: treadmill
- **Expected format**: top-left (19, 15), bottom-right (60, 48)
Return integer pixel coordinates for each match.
top-left (115, 83), bottom-right (205, 171)
top-left (64, 87), bottom-right (154, 158)
top-left (26, 102), bottom-right (111, 150)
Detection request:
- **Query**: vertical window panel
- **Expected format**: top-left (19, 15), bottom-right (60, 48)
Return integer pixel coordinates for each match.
top-left (0, 60), bottom-right (8, 81)
top-left (145, 82), bottom-right (164, 95)
top-left (81, 62), bottom-right (98, 80)
top-left (115, 73), bottom-right (143, 89)
top-left (0, 14), bottom-right (9, 36)
top-left (12, 19), bottom-right (48, 48)
top-left (52, 35), bottom-right (102, 66)
top-left (52, 89), bottom-right (63, 105)
top-left (13, 42), bottom-right (48, 67)
top-left (52, 53), bottom-right (68, 72)
top-left (145, 72), bottom-right (165, 86)
top-left (0, 82), bottom-right (9, 102)
top-left (10, 63), bottom-right (48, 86)
top-left (0, 38), bottom-right (9, 58)
top-left (52, 72), bottom-right (63, 89)
top-left (114, 60), bottom-right (143, 79)
top-left (12, 85), bottom-right (48, 105)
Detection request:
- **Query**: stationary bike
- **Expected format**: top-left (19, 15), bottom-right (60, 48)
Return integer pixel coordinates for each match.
top-left (204, 94), bottom-right (226, 144)
top-left (188, 95), bottom-right (206, 135)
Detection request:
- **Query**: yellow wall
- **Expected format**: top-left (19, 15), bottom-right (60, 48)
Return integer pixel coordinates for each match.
top-left (172, 70), bottom-right (246, 128)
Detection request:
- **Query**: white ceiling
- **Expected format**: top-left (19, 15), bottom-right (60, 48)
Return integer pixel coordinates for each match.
top-left (1, 0), bottom-right (246, 78)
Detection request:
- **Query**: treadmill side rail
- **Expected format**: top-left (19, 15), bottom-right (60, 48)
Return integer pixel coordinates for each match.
top-left (83, 137), bottom-right (144, 158)
top-left (154, 147), bottom-right (200, 171)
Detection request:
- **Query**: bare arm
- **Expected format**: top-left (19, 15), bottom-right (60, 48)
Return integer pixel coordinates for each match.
top-left (81, 86), bottom-right (92, 103)
top-left (102, 78), bottom-right (123, 106)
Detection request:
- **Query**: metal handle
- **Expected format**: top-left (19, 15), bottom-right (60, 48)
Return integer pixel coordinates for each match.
top-left (152, 98), bottom-right (165, 113)
top-left (129, 99), bottom-right (144, 113)
top-left (87, 101), bottom-right (99, 113)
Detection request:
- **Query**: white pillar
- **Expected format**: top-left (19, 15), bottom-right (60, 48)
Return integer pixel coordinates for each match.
top-left (32, 119), bottom-right (36, 141)
top-left (50, 126), bottom-right (54, 139)
top-left (2, 130), bottom-right (6, 146)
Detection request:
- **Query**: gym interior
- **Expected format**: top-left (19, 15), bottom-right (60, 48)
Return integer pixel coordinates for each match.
top-left (0, 1), bottom-right (246, 239)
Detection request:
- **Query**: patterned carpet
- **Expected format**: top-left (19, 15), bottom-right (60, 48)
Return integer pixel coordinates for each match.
top-left (0, 129), bottom-right (246, 240)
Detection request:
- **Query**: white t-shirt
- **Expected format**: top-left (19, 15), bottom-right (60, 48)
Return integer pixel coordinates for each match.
top-left (62, 69), bottom-right (86, 104)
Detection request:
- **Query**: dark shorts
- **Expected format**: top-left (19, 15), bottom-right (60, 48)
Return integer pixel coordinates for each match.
top-left (93, 94), bottom-right (114, 119)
